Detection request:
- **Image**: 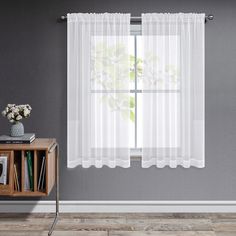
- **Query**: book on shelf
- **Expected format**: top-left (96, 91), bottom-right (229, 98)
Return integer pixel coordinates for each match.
top-left (38, 156), bottom-right (46, 191)
top-left (13, 166), bottom-right (17, 191)
top-left (26, 151), bottom-right (33, 191)
top-left (0, 156), bottom-right (8, 185)
top-left (13, 168), bottom-right (17, 191)
top-left (14, 164), bottom-right (20, 191)
top-left (41, 159), bottom-right (46, 190)
top-left (0, 133), bottom-right (35, 144)
top-left (24, 157), bottom-right (30, 191)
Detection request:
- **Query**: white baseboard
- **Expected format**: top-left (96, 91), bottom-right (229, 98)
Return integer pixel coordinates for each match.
top-left (1, 201), bottom-right (236, 213)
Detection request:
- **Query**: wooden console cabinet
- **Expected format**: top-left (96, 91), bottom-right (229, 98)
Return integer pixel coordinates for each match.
top-left (0, 138), bottom-right (57, 197)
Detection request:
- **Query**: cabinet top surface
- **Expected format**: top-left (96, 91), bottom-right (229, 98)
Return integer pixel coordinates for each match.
top-left (0, 138), bottom-right (56, 150)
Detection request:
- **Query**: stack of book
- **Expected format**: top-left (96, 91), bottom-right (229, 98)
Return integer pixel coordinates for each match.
top-left (0, 133), bottom-right (35, 144)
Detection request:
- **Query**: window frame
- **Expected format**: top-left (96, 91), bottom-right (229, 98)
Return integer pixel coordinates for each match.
top-left (90, 24), bottom-right (181, 157)
top-left (130, 24), bottom-right (142, 157)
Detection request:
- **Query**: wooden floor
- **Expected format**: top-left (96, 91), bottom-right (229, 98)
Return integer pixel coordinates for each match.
top-left (1, 213), bottom-right (236, 235)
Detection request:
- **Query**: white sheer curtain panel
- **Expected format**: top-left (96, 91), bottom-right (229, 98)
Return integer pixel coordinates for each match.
top-left (141, 13), bottom-right (205, 168)
top-left (67, 13), bottom-right (131, 168)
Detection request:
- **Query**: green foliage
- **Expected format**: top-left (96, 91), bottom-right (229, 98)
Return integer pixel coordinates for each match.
top-left (130, 96), bottom-right (135, 108)
top-left (92, 41), bottom-right (139, 123)
top-left (130, 71), bottom-right (135, 81)
top-left (130, 55), bottom-right (143, 81)
top-left (130, 110), bottom-right (135, 123)
top-left (92, 40), bottom-right (179, 124)
top-left (91, 42), bottom-right (130, 90)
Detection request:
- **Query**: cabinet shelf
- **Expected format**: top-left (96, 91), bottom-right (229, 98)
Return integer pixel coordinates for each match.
top-left (12, 191), bottom-right (47, 197)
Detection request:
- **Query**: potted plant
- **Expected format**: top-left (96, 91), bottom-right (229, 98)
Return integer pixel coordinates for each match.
top-left (2, 104), bottom-right (32, 137)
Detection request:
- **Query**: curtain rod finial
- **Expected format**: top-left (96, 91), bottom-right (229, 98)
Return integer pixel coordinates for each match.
top-left (207, 14), bottom-right (214, 20)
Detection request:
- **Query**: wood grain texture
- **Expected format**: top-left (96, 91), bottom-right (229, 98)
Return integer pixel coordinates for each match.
top-left (1, 213), bottom-right (236, 236)
top-left (0, 231), bottom-right (107, 236)
top-left (0, 139), bottom-right (56, 151)
top-left (21, 150), bottom-right (24, 192)
top-left (109, 232), bottom-right (216, 236)
top-left (212, 219), bottom-right (236, 231)
top-left (47, 149), bottom-right (56, 195)
top-left (125, 218), bottom-right (212, 231)
top-left (215, 233), bottom-right (236, 236)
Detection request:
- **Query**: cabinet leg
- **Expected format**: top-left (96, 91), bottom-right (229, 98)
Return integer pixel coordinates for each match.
top-left (48, 212), bottom-right (59, 236)
top-left (48, 143), bottom-right (59, 236)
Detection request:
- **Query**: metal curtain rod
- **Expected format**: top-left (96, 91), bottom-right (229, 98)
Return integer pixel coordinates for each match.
top-left (59, 14), bottom-right (214, 23)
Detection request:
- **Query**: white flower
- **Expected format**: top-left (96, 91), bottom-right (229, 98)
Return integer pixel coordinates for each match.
top-left (12, 107), bottom-right (17, 111)
top-left (16, 115), bottom-right (22, 121)
top-left (7, 113), bottom-right (13, 120)
top-left (7, 104), bottom-right (15, 108)
top-left (2, 104), bottom-right (32, 123)
top-left (23, 108), bottom-right (30, 117)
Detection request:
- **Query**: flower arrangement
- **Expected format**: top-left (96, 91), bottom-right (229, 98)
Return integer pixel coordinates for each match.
top-left (2, 104), bottom-right (32, 123)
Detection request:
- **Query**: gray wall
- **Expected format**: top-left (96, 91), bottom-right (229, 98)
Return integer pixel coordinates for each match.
top-left (0, 0), bottom-right (236, 201)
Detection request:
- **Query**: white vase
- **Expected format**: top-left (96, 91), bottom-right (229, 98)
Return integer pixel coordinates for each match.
top-left (11, 122), bottom-right (24, 137)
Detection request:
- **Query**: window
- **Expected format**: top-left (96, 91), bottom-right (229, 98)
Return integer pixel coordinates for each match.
top-left (90, 25), bottom-right (180, 155)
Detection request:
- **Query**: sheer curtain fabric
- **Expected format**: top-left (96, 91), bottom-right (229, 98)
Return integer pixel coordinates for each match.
top-left (67, 13), bottom-right (131, 168)
top-left (141, 13), bottom-right (205, 168)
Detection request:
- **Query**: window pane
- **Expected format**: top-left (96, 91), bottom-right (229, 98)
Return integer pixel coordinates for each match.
top-left (91, 36), bottom-right (130, 91)
top-left (91, 93), bottom-right (130, 148)
top-left (137, 93), bottom-right (180, 148)
top-left (137, 35), bottom-right (180, 91)
top-left (136, 35), bottom-right (143, 90)
top-left (129, 36), bottom-right (135, 90)
top-left (129, 93), bottom-right (135, 148)
top-left (137, 93), bottom-right (143, 148)
top-left (91, 36), bottom-right (136, 149)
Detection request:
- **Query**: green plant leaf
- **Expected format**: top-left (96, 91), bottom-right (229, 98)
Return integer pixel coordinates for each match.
top-left (130, 71), bottom-right (135, 81)
top-left (130, 55), bottom-right (135, 62)
top-left (130, 110), bottom-right (135, 123)
top-left (130, 96), bottom-right (135, 108)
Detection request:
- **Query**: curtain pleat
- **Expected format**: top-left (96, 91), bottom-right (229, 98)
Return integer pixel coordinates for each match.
top-left (141, 13), bottom-right (205, 168)
top-left (67, 13), bottom-right (131, 168)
